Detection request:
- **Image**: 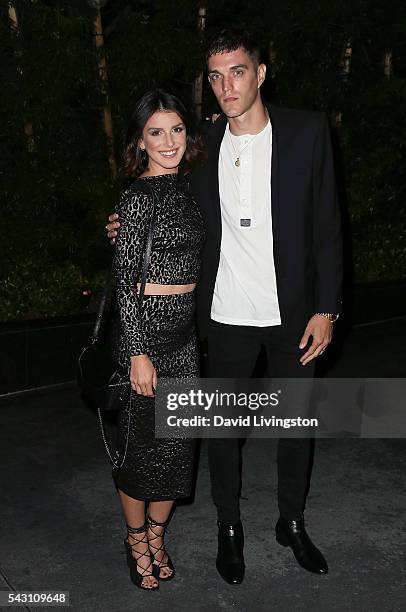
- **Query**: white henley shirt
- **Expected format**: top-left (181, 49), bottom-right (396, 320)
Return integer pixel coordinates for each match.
top-left (210, 119), bottom-right (282, 326)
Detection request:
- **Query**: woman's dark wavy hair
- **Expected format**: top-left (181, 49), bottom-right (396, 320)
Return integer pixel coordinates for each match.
top-left (121, 88), bottom-right (205, 178)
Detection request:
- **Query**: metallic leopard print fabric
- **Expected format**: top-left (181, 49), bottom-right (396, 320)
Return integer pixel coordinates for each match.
top-left (113, 293), bottom-right (198, 500)
top-left (114, 173), bottom-right (205, 356)
top-left (112, 174), bottom-right (205, 500)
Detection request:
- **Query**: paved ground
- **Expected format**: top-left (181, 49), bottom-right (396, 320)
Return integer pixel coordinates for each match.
top-left (1, 318), bottom-right (406, 612)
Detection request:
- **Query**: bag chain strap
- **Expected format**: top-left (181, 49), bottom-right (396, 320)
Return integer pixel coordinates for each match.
top-left (98, 394), bottom-right (132, 469)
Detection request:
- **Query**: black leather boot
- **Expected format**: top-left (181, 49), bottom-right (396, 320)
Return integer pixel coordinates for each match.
top-left (216, 520), bottom-right (245, 584)
top-left (275, 516), bottom-right (328, 574)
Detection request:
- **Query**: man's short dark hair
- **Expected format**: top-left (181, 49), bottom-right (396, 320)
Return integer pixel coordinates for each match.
top-left (205, 29), bottom-right (262, 67)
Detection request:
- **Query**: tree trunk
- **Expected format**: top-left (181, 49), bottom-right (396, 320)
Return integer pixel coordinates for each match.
top-left (193, 5), bottom-right (206, 123)
top-left (93, 9), bottom-right (117, 179)
top-left (334, 39), bottom-right (353, 128)
top-left (384, 50), bottom-right (392, 78)
top-left (340, 39), bottom-right (352, 80)
top-left (8, 2), bottom-right (34, 149)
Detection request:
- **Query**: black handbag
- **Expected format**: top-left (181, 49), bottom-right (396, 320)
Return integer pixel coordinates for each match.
top-left (77, 184), bottom-right (157, 467)
top-left (77, 264), bottom-right (129, 414)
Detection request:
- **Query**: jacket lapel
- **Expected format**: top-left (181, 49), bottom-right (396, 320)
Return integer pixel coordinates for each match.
top-left (205, 115), bottom-right (227, 245)
top-left (265, 102), bottom-right (280, 243)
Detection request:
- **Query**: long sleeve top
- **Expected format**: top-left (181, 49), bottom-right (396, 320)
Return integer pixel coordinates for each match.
top-left (113, 173), bottom-right (206, 356)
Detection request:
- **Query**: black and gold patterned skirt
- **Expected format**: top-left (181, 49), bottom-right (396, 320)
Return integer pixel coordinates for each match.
top-left (112, 291), bottom-right (198, 501)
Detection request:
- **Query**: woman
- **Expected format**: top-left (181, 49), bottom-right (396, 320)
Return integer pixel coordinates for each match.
top-left (112, 89), bottom-right (205, 590)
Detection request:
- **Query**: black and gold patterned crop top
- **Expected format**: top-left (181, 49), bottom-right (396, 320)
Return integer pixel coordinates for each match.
top-left (113, 173), bottom-right (206, 355)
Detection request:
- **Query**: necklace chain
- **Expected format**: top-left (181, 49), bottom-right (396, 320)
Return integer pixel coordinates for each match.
top-left (228, 130), bottom-right (256, 167)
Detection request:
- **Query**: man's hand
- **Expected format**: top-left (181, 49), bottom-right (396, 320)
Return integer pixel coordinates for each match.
top-left (299, 314), bottom-right (333, 366)
top-left (206, 113), bottom-right (221, 123)
top-left (106, 212), bottom-right (120, 244)
top-left (130, 354), bottom-right (157, 397)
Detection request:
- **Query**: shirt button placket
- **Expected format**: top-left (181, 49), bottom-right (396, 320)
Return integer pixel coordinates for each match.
top-left (240, 144), bottom-right (252, 226)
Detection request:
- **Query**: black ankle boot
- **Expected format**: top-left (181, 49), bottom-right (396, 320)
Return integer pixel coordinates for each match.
top-left (216, 520), bottom-right (245, 584)
top-left (275, 516), bottom-right (328, 574)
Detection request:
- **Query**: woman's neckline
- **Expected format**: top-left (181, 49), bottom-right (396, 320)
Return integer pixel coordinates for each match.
top-left (138, 173), bottom-right (178, 180)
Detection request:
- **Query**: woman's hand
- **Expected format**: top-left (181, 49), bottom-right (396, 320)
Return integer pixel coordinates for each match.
top-left (130, 355), bottom-right (157, 397)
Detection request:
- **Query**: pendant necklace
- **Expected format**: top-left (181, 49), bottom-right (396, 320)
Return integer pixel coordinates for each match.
top-left (228, 130), bottom-right (256, 167)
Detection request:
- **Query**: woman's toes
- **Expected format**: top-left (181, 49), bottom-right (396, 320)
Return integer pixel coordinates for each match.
top-left (142, 576), bottom-right (158, 589)
top-left (160, 567), bottom-right (172, 579)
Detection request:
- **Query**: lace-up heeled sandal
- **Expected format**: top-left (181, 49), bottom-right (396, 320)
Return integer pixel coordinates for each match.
top-left (124, 523), bottom-right (159, 590)
top-left (146, 516), bottom-right (175, 581)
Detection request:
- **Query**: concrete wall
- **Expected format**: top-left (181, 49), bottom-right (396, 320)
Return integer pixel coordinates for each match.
top-left (0, 315), bottom-right (95, 395)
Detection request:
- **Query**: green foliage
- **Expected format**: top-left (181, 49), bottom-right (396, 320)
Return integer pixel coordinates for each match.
top-left (0, 0), bottom-right (116, 321)
top-left (0, 254), bottom-right (88, 320)
top-left (0, 0), bottom-right (405, 320)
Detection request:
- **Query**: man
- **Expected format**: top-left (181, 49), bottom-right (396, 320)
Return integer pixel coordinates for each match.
top-left (107, 29), bottom-right (342, 584)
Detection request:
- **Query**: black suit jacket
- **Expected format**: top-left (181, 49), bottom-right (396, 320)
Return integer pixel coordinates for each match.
top-left (190, 103), bottom-right (343, 341)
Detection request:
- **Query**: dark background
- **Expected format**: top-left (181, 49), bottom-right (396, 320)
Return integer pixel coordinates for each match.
top-left (1, 0), bottom-right (406, 321)
top-left (0, 6), bottom-right (405, 609)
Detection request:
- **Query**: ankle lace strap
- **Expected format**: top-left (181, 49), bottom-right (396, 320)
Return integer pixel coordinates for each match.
top-left (126, 522), bottom-right (147, 535)
top-left (146, 516), bottom-right (169, 530)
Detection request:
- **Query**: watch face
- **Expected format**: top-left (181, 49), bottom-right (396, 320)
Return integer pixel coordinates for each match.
top-left (317, 313), bottom-right (339, 322)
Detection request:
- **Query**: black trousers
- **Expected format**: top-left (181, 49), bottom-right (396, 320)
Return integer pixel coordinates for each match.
top-left (207, 320), bottom-right (315, 524)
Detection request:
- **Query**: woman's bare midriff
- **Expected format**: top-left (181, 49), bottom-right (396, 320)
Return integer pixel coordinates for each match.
top-left (136, 282), bottom-right (196, 295)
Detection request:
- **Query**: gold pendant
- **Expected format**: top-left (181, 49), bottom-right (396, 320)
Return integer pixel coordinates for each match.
top-left (235, 158), bottom-right (240, 167)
